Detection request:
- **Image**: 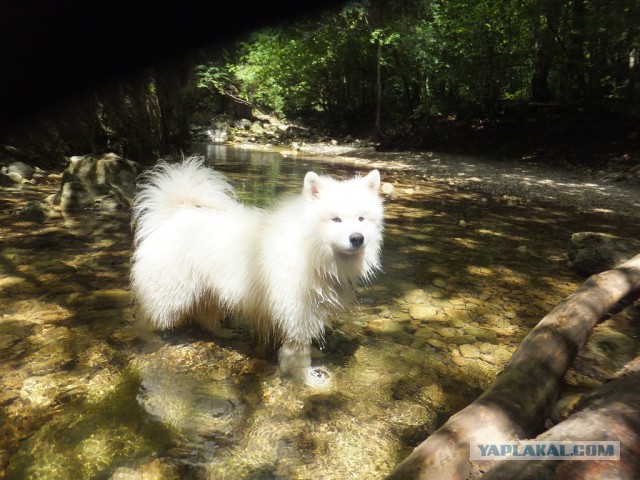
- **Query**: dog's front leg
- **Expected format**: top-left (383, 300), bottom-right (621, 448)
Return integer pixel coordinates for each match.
top-left (278, 341), bottom-right (331, 387)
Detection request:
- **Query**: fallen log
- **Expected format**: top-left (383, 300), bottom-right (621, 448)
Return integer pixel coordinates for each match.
top-left (387, 253), bottom-right (640, 480)
top-left (482, 360), bottom-right (640, 479)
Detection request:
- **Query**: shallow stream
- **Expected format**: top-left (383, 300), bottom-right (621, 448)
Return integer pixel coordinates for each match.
top-left (1, 145), bottom-right (638, 479)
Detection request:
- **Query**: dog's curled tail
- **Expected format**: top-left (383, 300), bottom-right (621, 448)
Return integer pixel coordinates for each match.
top-left (132, 156), bottom-right (236, 244)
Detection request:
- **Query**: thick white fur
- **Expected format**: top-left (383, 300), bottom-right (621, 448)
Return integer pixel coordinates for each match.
top-left (130, 157), bottom-right (383, 386)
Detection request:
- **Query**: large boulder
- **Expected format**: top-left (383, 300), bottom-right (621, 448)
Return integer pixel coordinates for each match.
top-left (568, 232), bottom-right (640, 276)
top-left (51, 153), bottom-right (142, 211)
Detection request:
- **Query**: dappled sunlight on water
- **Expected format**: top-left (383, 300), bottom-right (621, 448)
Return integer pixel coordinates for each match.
top-left (1, 145), bottom-right (638, 479)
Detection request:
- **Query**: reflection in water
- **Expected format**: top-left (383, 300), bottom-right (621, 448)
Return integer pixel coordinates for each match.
top-left (1, 145), bottom-right (638, 479)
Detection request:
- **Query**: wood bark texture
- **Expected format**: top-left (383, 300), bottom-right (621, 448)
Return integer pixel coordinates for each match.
top-left (483, 362), bottom-right (640, 479)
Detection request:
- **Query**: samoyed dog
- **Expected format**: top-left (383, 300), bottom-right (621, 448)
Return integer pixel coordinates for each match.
top-left (130, 157), bottom-right (383, 386)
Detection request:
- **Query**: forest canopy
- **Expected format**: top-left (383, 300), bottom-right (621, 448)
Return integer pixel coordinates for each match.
top-left (195, 0), bottom-right (639, 132)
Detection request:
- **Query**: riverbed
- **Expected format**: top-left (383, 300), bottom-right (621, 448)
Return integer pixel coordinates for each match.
top-left (1, 145), bottom-right (638, 479)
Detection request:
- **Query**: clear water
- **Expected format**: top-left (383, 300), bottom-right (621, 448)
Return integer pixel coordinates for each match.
top-left (1, 145), bottom-right (636, 479)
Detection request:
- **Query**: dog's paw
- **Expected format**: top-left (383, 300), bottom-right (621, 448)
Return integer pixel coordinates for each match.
top-left (303, 366), bottom-right (332, 388)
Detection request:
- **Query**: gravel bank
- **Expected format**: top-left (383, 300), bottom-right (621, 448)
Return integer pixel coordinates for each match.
top-left (296, 143), bottom-right (640, 220)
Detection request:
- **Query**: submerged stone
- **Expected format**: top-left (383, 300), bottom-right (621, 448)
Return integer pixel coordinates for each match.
top-left (404, 288), bottom-right (427, 304)
top-left (437, 327), bottom-right (457, 338)
top-left (53, 288), bottom-right (131, 310)
top-left (432, 278), bottom-right (447, 288)
top-left (448, 335), bottom-right (477, 345)
top-left (425, 338), bottom-right (446, 350)
top-left (408, 304), bottom-right (442, 321)
top-left (459, 344), bottom-right (481, 359)
top-left (463, 325), bottom-right (498, 342)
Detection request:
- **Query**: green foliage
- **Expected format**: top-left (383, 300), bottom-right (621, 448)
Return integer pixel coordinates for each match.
top-left (228, 5), bottom-right (379, 120)
top-left (230, 30), bottom-right (317, 115)
top-left (195, 0), bottom-right (640, 129)
top-left (195, 64), bottom-right (233, 94)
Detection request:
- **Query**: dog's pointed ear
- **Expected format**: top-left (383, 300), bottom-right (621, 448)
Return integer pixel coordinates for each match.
top-left (363, 169), bottom-right (380, 193)
top-left (304, 172), bottom-right (323, 200)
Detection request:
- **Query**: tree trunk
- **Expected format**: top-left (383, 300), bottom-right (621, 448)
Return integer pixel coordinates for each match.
top-left (373, 1), bottom-right (384, 140)
top-left (566, 0), bottom-right (588, 101)
top-left (375, 39), bottom-right (383, 138)
top-left (627, 49), bottom-right (638, 102)
top-left (531, 15), bottom-right (555, 102)
top-left (483, 360), bottom-right (640, 479)
top-left (387, 254), bottom-right (640, 480)
top-left (153, 59), bottom-right (191, 155)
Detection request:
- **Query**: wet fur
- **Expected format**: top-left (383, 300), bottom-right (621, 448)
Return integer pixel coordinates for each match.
top-left (130, 157), bottom-right (383, 385)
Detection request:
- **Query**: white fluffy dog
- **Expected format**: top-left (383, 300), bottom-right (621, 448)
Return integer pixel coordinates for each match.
top-left (130, 158), bottom-right (383, 386)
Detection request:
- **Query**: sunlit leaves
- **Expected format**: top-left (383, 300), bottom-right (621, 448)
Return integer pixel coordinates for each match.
top-left (203, 0), bottom-right (639, 124)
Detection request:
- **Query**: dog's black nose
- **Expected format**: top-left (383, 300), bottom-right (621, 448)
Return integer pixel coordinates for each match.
top-left (349, 233), bottom-right (364, 249)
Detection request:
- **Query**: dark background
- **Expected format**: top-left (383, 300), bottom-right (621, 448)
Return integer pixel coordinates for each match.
top-left (0, 0), bottom-right (342, 129)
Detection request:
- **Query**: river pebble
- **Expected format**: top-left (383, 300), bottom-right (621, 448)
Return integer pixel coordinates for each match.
top-left (448, 335), bottom-right (477, 345)
top-left (425, 338), bottom-right (447, 350)
top-left (404, 289), bottom-right (427, 304)
top-left (432, 278), bottom-right (447, 288)
top-left (437, 327), bottom-right (457, 338)
top-left (459, 344), bottom-right (481, 359)
top-left (463, 325), bottom-right (498, 342)
top-left (408, 304), bottom-right (442, 321)
top-left (53, 288), bottom-right (131, 310)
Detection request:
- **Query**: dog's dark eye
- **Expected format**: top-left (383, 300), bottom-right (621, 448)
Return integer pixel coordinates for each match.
top-left (331, 217), bottom-right (342, 223)
top-left (358, 216), bottom-right (365, 222)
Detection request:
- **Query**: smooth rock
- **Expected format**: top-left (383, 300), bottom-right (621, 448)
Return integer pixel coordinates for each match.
top-left (432, 278), bottom-right (447, 288)
top-left (367, 317), bottom-right (404, 335)
top-left (414, 327), bottom-right (435, 338)
top-left (409, 304), bottom-right (442, 321)
top-left (464, 325), bottom-right (498, 342)
top-left (568, 232), bottom-right (640, 276)
top-left (448, 335), bottom-right (477, 345)
top-left (437, 327), bottom-right (457, 338)
top-left (6, 161), bottom-right (35, 179)
top-left (426, 338), bottom-right (446, 349)
top-left (52, 153), bottom-right (141, 211)
top-left (404, 289), bottom-right (427, 304)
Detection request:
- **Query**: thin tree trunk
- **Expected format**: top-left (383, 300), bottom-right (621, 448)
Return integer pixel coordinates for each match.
top-left (567, 0), bottom-right (588, 101)
top-left (376, 40), bottom-right (382, 138)
top-left (628, 49), bottom-right (638, 102)
top-left (531, 15), bottom-right (554, 102)
top-left (375, 39), bottom-right (383, 138)
top-left (387, 254), bottom-right (640, 480)
top-left (373, 0), bottom-right (384, 140)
